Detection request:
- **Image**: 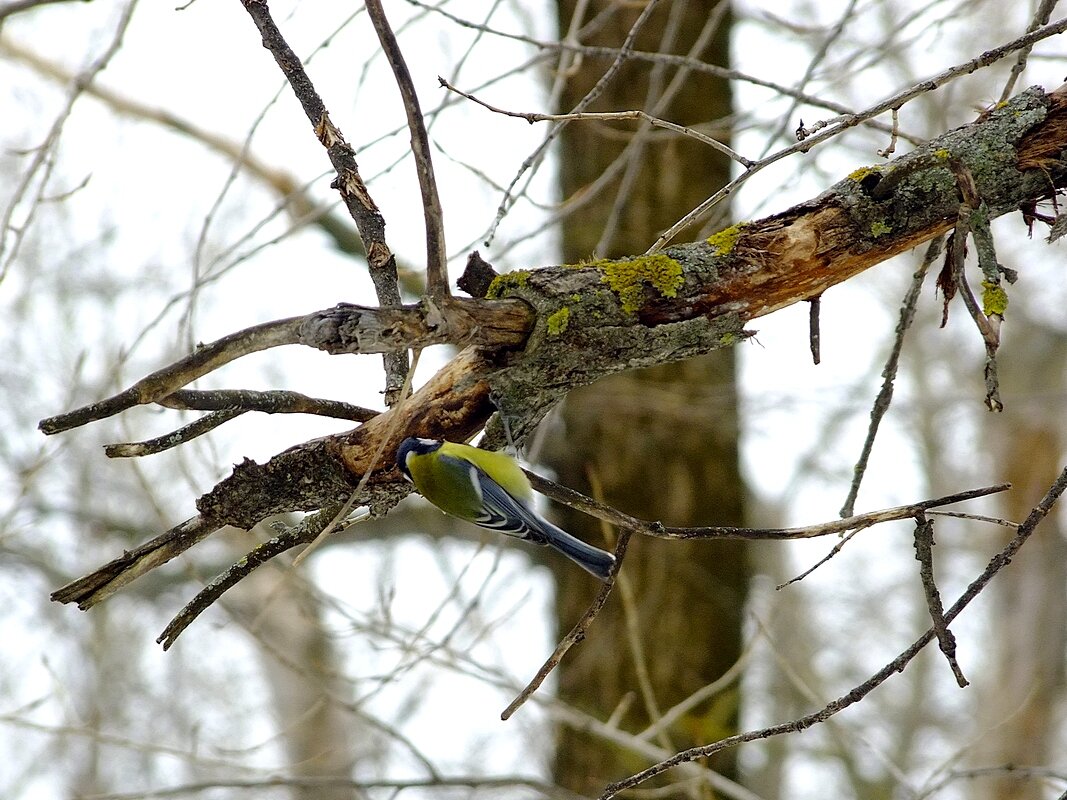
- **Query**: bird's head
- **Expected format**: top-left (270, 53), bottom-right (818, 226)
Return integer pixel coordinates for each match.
top-left (396, 437), bottom-right (443, 481)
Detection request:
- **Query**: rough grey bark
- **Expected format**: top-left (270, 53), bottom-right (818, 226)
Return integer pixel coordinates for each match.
top-left (50, 85), bottom-right (1067, 615)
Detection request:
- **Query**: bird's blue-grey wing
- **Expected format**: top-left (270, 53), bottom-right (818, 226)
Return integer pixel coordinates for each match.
top-left (444, 457), bottom-right (616, 580)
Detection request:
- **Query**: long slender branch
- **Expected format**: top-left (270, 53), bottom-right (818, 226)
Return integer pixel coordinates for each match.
top-left (38, 299), bottom-right (531, 434)
top-left (364, 0), bottom-right (449, 299)
top-left (528, 469), bottom-right (1010, 542)
top-left (239, 0), bottom-right (410, 400)
top-left (439, 77), bottom-right (752, 167)
top-left (500, 529), bottom-right (633, 721)
top-left (601, 467), bottom-right (1067, 798)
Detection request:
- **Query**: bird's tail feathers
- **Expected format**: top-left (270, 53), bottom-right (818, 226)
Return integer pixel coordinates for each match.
top-left (530, 516), bottom-right (615, 581)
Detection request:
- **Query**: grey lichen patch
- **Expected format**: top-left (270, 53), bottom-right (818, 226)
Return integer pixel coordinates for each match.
top-left (833, 88), bottom-right (1052, 243)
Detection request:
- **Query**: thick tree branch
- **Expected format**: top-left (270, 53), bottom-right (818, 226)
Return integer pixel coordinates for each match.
top-left (48, 85), bottom-right (1067, 612)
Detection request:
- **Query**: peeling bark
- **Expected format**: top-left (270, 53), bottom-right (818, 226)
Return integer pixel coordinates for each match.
top-left (50, 85), bottom-right (1067, 609)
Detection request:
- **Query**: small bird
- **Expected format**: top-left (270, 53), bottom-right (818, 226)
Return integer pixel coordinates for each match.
top-left (396, 437), bottom-right (616, 580)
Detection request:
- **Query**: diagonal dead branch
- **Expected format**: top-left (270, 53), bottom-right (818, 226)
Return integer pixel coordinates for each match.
top-left (239, 0), bottom-right (410, 400)
top-left (39, 299), bottom-right (532, 435)
top-left (913, 514), bottom-right (969, 687)
top-left (601, 467), bottom-right (1067, 798)
top-left (501, 528), bottom-right (633, 721)
top-left (47, 84), bottom-right (1067, 615)
top-left (840, 237), bottom-right (941, 517)
top-left (364, 0), bottom-right (449, 299)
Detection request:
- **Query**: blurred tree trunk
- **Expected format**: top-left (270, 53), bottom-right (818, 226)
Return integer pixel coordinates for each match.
top-left (545, 2), bottom-right (748, 795)
top-left (973, 325), bottom-right (1067, 800)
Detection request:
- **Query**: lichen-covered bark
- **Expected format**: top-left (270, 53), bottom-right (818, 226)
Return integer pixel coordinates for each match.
top-left (52, 85), bottom-right (1067, 611)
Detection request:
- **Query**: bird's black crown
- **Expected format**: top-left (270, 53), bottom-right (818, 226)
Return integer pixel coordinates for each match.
top-left (396, 437), bottom-right (443, 479)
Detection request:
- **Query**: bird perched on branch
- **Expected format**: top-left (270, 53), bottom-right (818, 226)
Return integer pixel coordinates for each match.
top-left (396, 437), bottom-right (616, 580)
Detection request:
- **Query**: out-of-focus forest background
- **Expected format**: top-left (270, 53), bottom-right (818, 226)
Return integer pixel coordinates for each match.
top-left (2, 1), bottom-right (1067, 798)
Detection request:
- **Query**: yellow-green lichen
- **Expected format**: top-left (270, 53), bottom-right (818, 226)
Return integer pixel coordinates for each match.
top-left (706, 223), bottom-right (748, 256)
top-left (934, 148), bottom-right (951, 160)
top-left (870, 220), bottom-right (892, 238)
top-left (981, 280), bottom-right (1008, 316)
top-left (485, 269), bottom-right (531, 299)
top-left (848, 165), bottom-right (882, 182)
top-left (546, 307), bottom-right (571, 337)
top-left (594, 254), bottom-right (684, 315)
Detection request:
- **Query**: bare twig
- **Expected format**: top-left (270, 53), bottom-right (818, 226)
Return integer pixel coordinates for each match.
top-left (483, 0), bottom-right (665, 246)
top-left (527, 469), bottom-right (1010, 543)
top-left (913, 514), bottom-right (968, 687)
top-left (407, 0), bottom-right (923, 145)
top-left (500, 528), bottom-right (632, 721)
top-left (878, 107), bottom-right (900, 158)
top-left (157, 504), bottom-right (348, 650)
top-left (0, 0), bottom-right (137, 277)
top-left (648, 16), bottom-right (1067, 251)
top-left (776, 528), bottom-right (864, 590)
top-left (103, 390), bottom-right (377, 457)
top-left (38, 299), bottom-right (531, 435)
top-left (439, 77), bottom-right (752, 168)
top-left (105, 409), bottom-right (244, 458)
top-left (840, 238), bottom-right (940, 517)
top-left (999, 0), bottom-right (1060, 102)
top-left (364, 0), bottom-right (449, 300)
top-left (601, 467), bottom-right (1067, 798)
top-left (947, 160), bottom-right (1004, 411)
top-left (239, 0), bottom-right (410, 401)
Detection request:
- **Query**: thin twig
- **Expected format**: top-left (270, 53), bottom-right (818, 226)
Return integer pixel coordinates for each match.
top-left (364, 0), bottom-right (449, 299)
top-left (0, 0), bottom-right (138, 277)
top-left (527, 469), bottom-right (1010, 543)
top-left (776, 528), bottom-right (865, 590)
top-left (840, 238), bottom-right (940, 517)
top-left (407, 0), bottom-right (923, 145)
top-left (439, 77), bottom-right (752, 168)
top-left (156, 504), bottom-right (347, 650)
top-left (913, 514), bottom-right (968, 687)
top-left (601, 467), bottom-right (1067, 798)
top-left (239, 0), bottom-right (409, 401)
top-left (104, 390), bottom-right (378, 457)
top-left (647, 16), bottom-right (1067, 251)
top-left (947, 161), bottom-right (1004, 411)
top-left (105, 409), bottom-right (244, 457)
top-left (999, 0), bottom-right (1060, 102)
top-left (482, 0), bottom-right (665, 246)
top-left (925, 509), bottom-right (1017, 528)
top-left (501, 528), bottom-right (633, 721)
top-left (878, 107), bottom-right (900, 158)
